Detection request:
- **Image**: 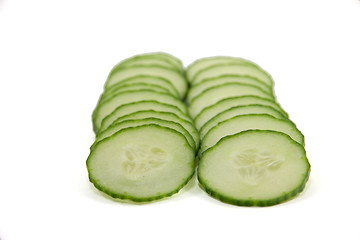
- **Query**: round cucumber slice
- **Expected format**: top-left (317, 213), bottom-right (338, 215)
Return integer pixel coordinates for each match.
top-left (92, 90), bottom-right (188, 133)
top-left (99, 100), bottom-right (192, 134)
top-left (95, 118), bottom-right (196, 150)
top-left (187, 75), bottom-right (272, 103)
top-left (105, 65), bottom-right (187, 98)
top-left (109, 110), bottom-right (199, 151)
top-left (194, 96), bottom-right (288, 129)
top-left (188, 83), bottom-right (275, 118)
top-left (199, 104), bottom-right (288, 139)
top-left (186, 56), bottom-right (257, 81)
top-left (104, 75), bottom-right (179, 97)
top-left (192, 63), bottom-right (273, 88)
top-left (198, 130), bottom-right (310, 206)
top-left (199, 114), bottom-right (304, 155)
top-left (87, 124), bottom-right (195, 202)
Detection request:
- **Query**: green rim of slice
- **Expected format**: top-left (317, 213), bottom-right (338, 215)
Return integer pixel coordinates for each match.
top-left (104, 64), bottom-right (188, 98)
top-left (98, 100), bottom-right (192, 134)
top-left (199, 114), bottom-right (304, 155)
top-left (103, 75), bottom-right (180, 98)
top-left (188, 83), bottom-right (275, 118)
top-left (92, 89), bottom-right (188, 132)
top-left (194, 96), bottom-right (289, 129)
top-left (186, 56), bottom-right (257, 81)
top-left (191, 62), bottom-right (273, 88)
top-left (94, 117), bottom-right (196, 150)
top-left (187, 74), bottom-right (273, 102)
top-left (199, 104), bottom-right (288, 139)
top-left (107, 110), bottom-right (199, 151)
top-left (118, 54), bottom-right (183, 73)
top-left (141, 52), bottom-right (184, 72)
top-left (100, 83), bottom-right (172, 104)
top-left (189, 81), bottom-right (274, 105)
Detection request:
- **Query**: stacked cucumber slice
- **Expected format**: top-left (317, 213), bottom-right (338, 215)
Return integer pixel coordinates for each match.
top-left (187, 56), bottom-right (310, 206)
top-left (87, 53), bottom-right (198, 202)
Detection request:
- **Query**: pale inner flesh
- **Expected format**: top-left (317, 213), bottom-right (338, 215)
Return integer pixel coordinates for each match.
top-left (122, 143), bottom-right (170, 180)
top-left (231, 149), bottom-right (284, 185)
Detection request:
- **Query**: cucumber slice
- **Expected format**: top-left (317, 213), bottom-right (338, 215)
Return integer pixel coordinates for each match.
top-left (188, 83), bottom-right (275, 118)
top-left (198, 130), bottom-right (310, 206)
top-left (186, 56), bottom-right (257, 81)
top-left (105, 65), bottom-right (187, 98)
top-left (95, 118), bottom-right (196, 150)
top-left (194, 96), bottom-right (288, 129)
top-left (192, 63), bottom-right (273, 88)
top-left (99, 100), bottom-right (192, 134)
top-left (187, 75), bottom-right (272, 103)
top-left (199, 105), bottom-right (288, 139)
top-left (92, 90), bottom-right (188, 133)
top-left (87, 124), bottom-right (195, 202)
top-left (199, 114), bottom-right (304, 155)
top-left (104, 75), bottom-right (179, 97)
top-left (109, 110), bottom-right (199, 151)
top-left (99, 83), bottom-right (171, 104)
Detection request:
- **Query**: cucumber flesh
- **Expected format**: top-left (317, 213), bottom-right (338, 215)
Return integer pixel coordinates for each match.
top-left (109, 110), bottom-right (199, 151)
top-left (98, 100), bottom-right (192, 134)
top-left (95, 118), bottom-right (196, 150)
top-left (188, 83), bottom-right (275, 118)
top-left (104, 75), bottom-right (180, 97)
top-left (192, 63), bottom-right (273, 88)
top-left (186, 56), bottom-right (254, 81)
top-left (87, 125), bottom-right (195, 202)
top-left (199, 105), bottom-right (288, 139)
top-left (105, 65), bottom-right (187, 98)
top-left (187, 75), bottom-right (272, 103)
top-left (92, 90), bottom-right (188, 133)
top-left (194, 96), bottom-right (288, 129)
top-left (199, 114), bottom-right (304, 155)
top-left (198, 130), bottom-right (310, 206)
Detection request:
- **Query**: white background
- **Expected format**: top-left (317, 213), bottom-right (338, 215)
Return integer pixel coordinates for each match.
top-left (1, 0), bottom-right (360, 239)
